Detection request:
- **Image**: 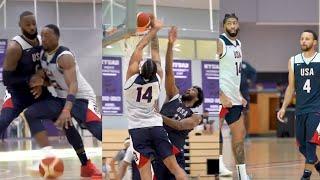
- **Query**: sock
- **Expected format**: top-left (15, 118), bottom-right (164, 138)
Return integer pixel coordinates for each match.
top-left (302, 169), bottom-right (312, 178)
top-left (219, 155), bottom-right (225, 169)
top-left (77, 149), bottom-right (88, 166)
top-left (236, 164), bottom-right (248, 180)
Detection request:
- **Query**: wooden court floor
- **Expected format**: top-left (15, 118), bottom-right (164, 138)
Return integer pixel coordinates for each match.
top-left (221, 127), bottom-right (320, 180)
top-left (0, 137), bottom-right (101, 180)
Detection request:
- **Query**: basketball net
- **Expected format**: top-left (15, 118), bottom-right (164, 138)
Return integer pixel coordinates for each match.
top-left (120, 29), bottom-right (150, 62)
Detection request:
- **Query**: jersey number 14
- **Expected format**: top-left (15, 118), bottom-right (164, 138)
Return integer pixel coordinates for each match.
top-left (303, 79), bottom-right (311, 93)
top-left (235, 62), bottom-right (242, 76)
top-left (136, 87), bottom-right (153, 103)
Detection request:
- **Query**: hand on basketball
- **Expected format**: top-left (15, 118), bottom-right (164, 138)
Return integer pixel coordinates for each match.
top-left (168, 26), bottom-right (178, 43)
top-left (30, 86), bottom-right (42, 99)
top-left (55, 109), bottom-right (73, 129)
top-left (153, 19), bottom-right (163, 30)
top-left (277, 108), bottom-right (286, 122)
top-left (29, 74), bottom-right (44, 88)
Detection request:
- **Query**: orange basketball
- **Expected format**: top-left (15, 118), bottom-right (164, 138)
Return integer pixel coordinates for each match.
top-left (136, 12), bottom-right (151, 28)
top-left (39, 156), bottom-right (64, 179)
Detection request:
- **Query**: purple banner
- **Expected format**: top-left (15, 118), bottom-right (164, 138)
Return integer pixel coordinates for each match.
top-left (202, 61), bottom-right (219, 116)
top-left (0, 39), bottom-right (8, 81)
top-left (102, 56), bottom-right (123, 115)
top-left (173, 60), bottom-right (192, 94)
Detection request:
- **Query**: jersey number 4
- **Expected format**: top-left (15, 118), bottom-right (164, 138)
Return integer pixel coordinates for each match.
top-left (136, 86), bottom-right (153, 103)
top-left (303, 79), bottom-right (311, 93)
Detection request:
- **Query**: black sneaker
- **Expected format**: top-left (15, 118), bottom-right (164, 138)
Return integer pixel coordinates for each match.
top-left (301, 169), bottom-right (312, 180)
top-left (315, 162), bottom-right (320, 174)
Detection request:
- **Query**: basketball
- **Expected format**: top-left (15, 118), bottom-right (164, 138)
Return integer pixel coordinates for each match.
top-left (136, 12), bottom-right (151, 28)
top-left (39, 156), bottom-right (64, 179)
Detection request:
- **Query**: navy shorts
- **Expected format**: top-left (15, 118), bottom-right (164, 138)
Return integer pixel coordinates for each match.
top-left (296, 112), bottom-right (320, 146)
top-left (224, 105), bottom-right (243, 125)
top-left (0, 89), bottom-right (51, 135)
top-left (23, 96), bottom-right (102, 140)
top-left (129, 126), bottom-right (174, 168)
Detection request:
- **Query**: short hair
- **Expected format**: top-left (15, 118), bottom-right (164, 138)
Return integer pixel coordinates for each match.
top-left (45, 24), bottom-right (60, 37)
top-left (192, 86), bottom-right (204, 108)
top-left (19, 11), bottom-right (34, 21)
top-left (303, 29), bottom-right (318, 41)
top-left (223, 13), bottom-right (239, 25)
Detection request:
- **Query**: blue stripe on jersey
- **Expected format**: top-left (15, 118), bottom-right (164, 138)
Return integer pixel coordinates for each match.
top-left (41, 46), bottom-right (70, 64)
top-left (294, 54), bottom-right (320, 114)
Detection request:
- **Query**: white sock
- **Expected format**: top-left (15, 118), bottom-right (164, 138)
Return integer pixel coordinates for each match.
top-left (236, 164), bottom-right (248, 180)
top-left (219, 155), bottom-right (226, 169)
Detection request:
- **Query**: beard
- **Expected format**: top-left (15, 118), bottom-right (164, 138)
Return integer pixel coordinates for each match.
top-left (181, 93), bottom-right (194, 102)
top-left (22, 29), bottom-right (38, 40)
top-left (226, 28), bottom-right (239, 37)
top-left (301, 44), bottom-right (313, 52)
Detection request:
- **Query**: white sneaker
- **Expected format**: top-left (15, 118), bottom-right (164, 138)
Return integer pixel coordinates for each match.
top-left (236, 164), bottom-right (250, 180)
top-left (219, 155), bottom-right (233, 177)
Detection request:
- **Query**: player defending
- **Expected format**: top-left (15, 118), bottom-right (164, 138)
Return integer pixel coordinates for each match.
top-left (278, 30), bottom-right (320, 180)
top-left (124, 16), bottom-right (187, 180)
top-left (218, 13), bottom-right (249, 179)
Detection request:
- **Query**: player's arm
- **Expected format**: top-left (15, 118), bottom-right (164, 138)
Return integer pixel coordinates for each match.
top-left (162, 114), bottom-right (202, 130)
top-left (2, 41), bottom-right (27, 86)
top-left (217, 39), bottom-right (223, 59)
top-left (277, 58), bottom-right (295, 121)
top-left (165, 26), bottom-right (180, 100)
top-left (117, 160), bottom-right (130, 180)
top-left (126, 20), bottom-right (163, 81)
top-left (151, 34), bottom-right (163, 79)
top-left (219, 89), bottom-right (232, 108)
top-left (54, 54), bottom-right (77, 129)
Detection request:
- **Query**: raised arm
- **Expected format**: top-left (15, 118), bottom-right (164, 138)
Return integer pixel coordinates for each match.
top-left (151, 34), bottom-right (163, 79)
top-left (165, 26), bottom-right (179, 100)
top-left (126, 19), bottom-right (163, 81)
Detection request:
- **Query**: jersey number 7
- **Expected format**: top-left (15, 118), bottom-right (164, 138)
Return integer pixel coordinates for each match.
top-left (136, 86), bottom-right (153, 103)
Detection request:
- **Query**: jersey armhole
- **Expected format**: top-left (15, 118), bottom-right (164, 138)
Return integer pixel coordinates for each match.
top-left (56, 51), bottom-right (75, 70)
top-left (124, 74), bottom-right (139, 90)
top-left (219, 39), bottom-right (227, 59)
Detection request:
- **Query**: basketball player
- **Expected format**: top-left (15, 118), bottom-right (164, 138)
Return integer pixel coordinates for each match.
top-left (124, 17), bottom-right (187, 180)
top-left (20, 24), bottom-right (102, 177)
top-left (152, 26), bottom-right (204, 180)
top-left (277, 30), bottom-right (320, 180)
top-left (218, 13), bottom-right (249, 179)
top-left (0, 11), bottom-right (50, 138)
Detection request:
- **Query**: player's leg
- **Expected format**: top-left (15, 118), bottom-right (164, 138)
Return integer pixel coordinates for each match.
top-left (129, 128), bottom-right (154, 180)
top-left (0, 93), bottom-right (24, 135)
top-left (151, 126), bottom-right (187, 180)
top-left (226, 106), bottom-right (249, 180)
top-left (71, 99), bottom-right (102, 141)
top-left (219, 120), bottom-right (232, 176)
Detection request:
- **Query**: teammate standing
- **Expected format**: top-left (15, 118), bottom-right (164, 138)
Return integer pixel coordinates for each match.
top-left (218, 13), bottom-right (249, 179)
top-left (278, 30), bottom-right (320, 180)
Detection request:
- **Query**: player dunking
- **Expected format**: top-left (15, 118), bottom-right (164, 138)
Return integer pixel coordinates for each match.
top-left (218, 13), bottom-right (249, 179)
top-left (20, 24), bottom-right (102, 177)
top-left (278, 30), bottom-right (320, 180)
top-left (124, 16), bottom-right (187, 180)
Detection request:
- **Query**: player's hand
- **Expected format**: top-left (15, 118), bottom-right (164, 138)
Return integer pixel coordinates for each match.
top-left (153, 19), bottom-right (163, 30)
top-left (277, 108), bottom-right (286, 122)
top-left (168, 26), bottom-right (177, 43)
top-left (30, 86), bottom-right (42, 99)
top-left (241, 98), bottom-right (247, 107)
top-left (149, 13), bottom-right (155, 27)
top-left (29, 74), bottom-right (44, 88)
top-left (54, 109), bottom-right (73, 129)
top-left (220, 95), bottom-right (232, 108)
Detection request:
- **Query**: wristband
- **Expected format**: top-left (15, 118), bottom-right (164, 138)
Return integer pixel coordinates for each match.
top-left (66, 94), bottom-right (76, 104)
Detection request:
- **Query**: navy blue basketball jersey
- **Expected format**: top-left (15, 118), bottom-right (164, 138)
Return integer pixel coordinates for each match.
top-left (160, 94), bottom-right (193, 149)
top-left (9, 35), bottom-right (41, 90)
top-left (292, 53), bottom-right (320, 114)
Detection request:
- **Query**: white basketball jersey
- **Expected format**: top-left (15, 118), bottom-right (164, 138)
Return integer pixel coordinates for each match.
top-left (219, 33), bottom-right (243, 105)
top-left (124, 73), bottom-right (162, 129)
top-left (40, 46), bottom-right (96, 102)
